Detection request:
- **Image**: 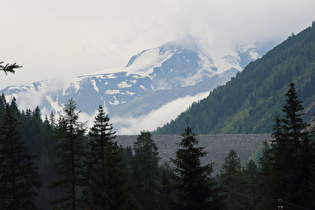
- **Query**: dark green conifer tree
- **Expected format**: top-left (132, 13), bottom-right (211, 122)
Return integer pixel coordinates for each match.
top-left (49, 111), bottom-right (56, 128)
top-left (0, 94), bottom-right (6, 124)
top-left (259, 83), bottom-right (314, 209)
top-left (132, 131), bottom-right (160, 210)
top-left (220, 149), bottom-right (241, 188)
top-left (89, 105), bottom-right (116, 167)
top-left (0, 93), bottom-right (6, 107)
top-left (0, 61), bottom-right (21, 75)
top-left (245, 160), bottom-right (258, 200)
top-left (87, 142), bottom-right (139, 210)
top-left (169, 120), bottom-right (225, 210)
top-left (50, 98), bottom-right (88, 210)
top-left (9, 97), bottom-right (19, 116)
top-left (33, 106), bottom-right (41, 120)
top-left (219, 149), bottom-right (243, 209)
top-left (159, 162), bottom-right (174, 210)
top-left (0, 104), bottom-right (41, 209)
top-left (87, 105), bottom-right (138, 210)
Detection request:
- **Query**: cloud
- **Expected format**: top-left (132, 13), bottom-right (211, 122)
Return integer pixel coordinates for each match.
top-left (80, 109), bottom-right (99, 130)
top-left (1, 0), bottom-right (314, 136)
top-left (111, 91), bottom-right (209, 134)
top-left (1, 0), bottom-right (315, 90)
top-left (5, 75), bottom-right (79, 121)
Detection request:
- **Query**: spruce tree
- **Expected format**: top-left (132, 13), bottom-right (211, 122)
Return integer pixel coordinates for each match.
top-left (245, 160), bottom-right (258, 201)
top-left (50, 98), bottom-right (88, 209)
top-left (219, 149), bottom-right (242, 209)
top-left (132, 131), bottom-right (160, 210)
top-left (87, 142), bottom-right (139, 210)
top-left (49, 111), bottom-right (56, 128)
top-left (89, 105), bottom-right (116, 167)
top-left (258, 141), bottom-right (275, 209)
top-left (0, 94), bottom-right (6, 124)
top-left (170, 120), bottom-right (225, 210)
top-left (159, 162), bottom-right (174, 210)
top-left (9, 97), bottom-right (19, 116)
top-left (220, 149), bottom-right (241, 188)
top-left (87, 105), bottom-right (138, 210)
top-left (0, 94), bottom-right (6, 108)
top-left (275, 83), bottom-right (312, 207)
top-left (281, 83), bottom-right (308, 155)
top-left (0, 61), bottom-right (21, 75)
top-left (259, 83), bottom-right (314, 209)
top-left (0, 104), bottom-right (41, 209)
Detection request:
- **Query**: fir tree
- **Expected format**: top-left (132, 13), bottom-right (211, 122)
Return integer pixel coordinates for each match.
top-left (33, 106), bottom-right (41, 120)
top-left (159, 162), bottom-right (174, 210)
top-left (49, 111), bottom-right (56, 128)
top-left (281, 83), bottom-right (308, 155)
top-left (0, 94), bottom-right (6, 124)
top-left (87, 143), bottom-right (139, 210)
top-left (245, 160), bottom-right (258, 202)
top-left (86, 105), bottom-right (138, 210)
top-left (275, 83), bottom-right (312, 207)
top-left (259, 83), bottom-right (314, 209)
top-left (50, 98), bottom-right (88, 209)
top-left (0, 93), bottom-right (6, 107)
top-left (132, 131), bottom-right (160, 210)
top-left (219, 149), bottom-right (242, 209)
top-left (0, 104), bottom-right (41, 209)
top-left (89, 105), bottom-right (116, 167)
top-left (170, 120), bottom-right (225, 210)
top-left (220, 149), bottom-right (241, 188)
top-left (9, 97), bottom-right (19, 116)
top-left (0, 61), bottom-right (21, 75)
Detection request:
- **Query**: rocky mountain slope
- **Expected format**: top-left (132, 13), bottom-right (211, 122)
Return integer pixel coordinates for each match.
top-left (156, 22), bottom-right (315, 134)
top-left (116, 134), bottom-right (270, 174)
top-left (0, 40), bottom-right (269, 134)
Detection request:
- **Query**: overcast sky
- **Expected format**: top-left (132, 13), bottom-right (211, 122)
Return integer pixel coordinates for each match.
top-left (1, 0), bottom-right (315, 89)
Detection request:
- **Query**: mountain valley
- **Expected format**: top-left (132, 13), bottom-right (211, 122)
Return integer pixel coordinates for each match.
top-left (0, 40), bottom-right (269, 134)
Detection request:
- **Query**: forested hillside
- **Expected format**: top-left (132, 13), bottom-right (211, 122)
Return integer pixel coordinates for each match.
top-left (156, 21), bottom-right (315, 134)
top-left (0, 94), bottom-right (58, 208)
top-left (1, 84), bottom-right (315, 209)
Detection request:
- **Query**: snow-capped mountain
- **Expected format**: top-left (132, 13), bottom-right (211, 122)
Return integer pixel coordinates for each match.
top-left (0, 40), bottom-right (270, 134)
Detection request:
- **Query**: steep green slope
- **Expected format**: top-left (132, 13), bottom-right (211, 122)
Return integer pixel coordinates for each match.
top-left (156, 21), bottom-right (315, 134)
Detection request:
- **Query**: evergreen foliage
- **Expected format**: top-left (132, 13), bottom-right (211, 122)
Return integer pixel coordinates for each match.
top-left (258, 83), bottom-right (315, 209)
top-left (219, 150), bottom-right (257, 209)
top-left (87, 143), bottom-right (139, 210)
top-left (245, 160), bottom-right (258, 198)
top-left (0, 61), bottom-right (21, 75)
top-left (169, 120), bottom-right (225, 209)
top-left (159, 162), bottom-right (174, 210)
top-left (2, 48), bottom-right (315, 209)
top-left (132, 131), bottom-right (160, 210)
top-left (0, 104), bottom-right (41, 209)
top-left (89, 105), bottom-right (116, 167)
top-left (220, 149), bottom-right (241, 188)
top-left (86, 105), bottom-right (138, 209)
top-left (0, 94), bottom-right (58, 209)
top-left (50, 98), bottom-right (88, 209)
top-left (156, 22), bottom-right (315, 134)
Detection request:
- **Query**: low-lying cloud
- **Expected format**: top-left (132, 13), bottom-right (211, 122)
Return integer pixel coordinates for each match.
top-left (6, 86), bottom-right (208, 135)
top-left (111, 91), bottom-right (210, 135)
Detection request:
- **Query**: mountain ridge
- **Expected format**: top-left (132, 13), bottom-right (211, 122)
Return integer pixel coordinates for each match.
top-left (155, 22), bottom-right (315, 134)
top-left (0, 39), bottom-right (269, 134)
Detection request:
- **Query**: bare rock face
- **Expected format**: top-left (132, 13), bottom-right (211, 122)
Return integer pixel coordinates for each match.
top-left (116, 134), bottom-right (270, 174)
